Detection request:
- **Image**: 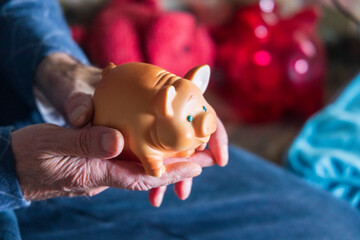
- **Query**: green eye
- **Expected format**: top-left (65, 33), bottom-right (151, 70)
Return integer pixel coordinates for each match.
top-left (187, 115), bottom-right (193, 122)
top-left (203, 106), bottom-right (207, 112)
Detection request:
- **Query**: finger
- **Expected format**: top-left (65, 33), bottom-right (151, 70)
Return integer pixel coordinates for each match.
top-left (163, 149), bottom-right (216, 168)
top-left (65, 92), bottom-right (94, 127)
top-left (47, 126), bottom-right (124, 159)
top-left (196, 143), bottom-right (207, 151)
top-left (208, 118), bottom-right (229, 167)
top-left (148, 186), bottom-right (167, 207)
top-left (85, 66), bottom-right (102, 88)
top-left (174, 178), bottom-right (193, 200)
top-left (102, 160), bottom-right (202, 191)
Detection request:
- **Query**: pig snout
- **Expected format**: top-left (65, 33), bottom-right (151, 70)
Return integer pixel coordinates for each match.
top-left (194, 112), bottom-right (217, 138)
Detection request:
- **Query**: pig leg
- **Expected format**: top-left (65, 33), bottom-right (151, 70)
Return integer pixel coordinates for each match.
top-left (143, 156), bottom-right (166, 177)
top-left (133, 141), bottom-right (166, 177)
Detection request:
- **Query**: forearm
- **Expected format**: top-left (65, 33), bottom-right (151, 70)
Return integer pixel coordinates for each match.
top-left (0, 126), bottom-right (29, 211)
top-left (0, 0), bottom-right (89, 107)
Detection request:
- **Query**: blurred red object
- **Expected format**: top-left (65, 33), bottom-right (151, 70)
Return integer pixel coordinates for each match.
top-left (212, 2), bottom-right (326, 122)
top-left (71, 0), bottom-right (215, 77)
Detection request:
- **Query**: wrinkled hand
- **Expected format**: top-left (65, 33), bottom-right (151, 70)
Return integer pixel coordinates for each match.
top-left (36, 53), bottom-right (101, 127)
top-left (11, 124), bottom-right (205, 201)
top-left (35, 53), bottom-right (229, 206)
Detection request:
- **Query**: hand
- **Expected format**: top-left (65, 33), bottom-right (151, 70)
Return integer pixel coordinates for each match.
top-left (148, 117), bottom-right (229, 207)
top-left (35, 53), bottom-right (101, 127)
top-left (35, 53), bottom-right (228, 206)
top-left (11, 124), bottom-right (203, 201)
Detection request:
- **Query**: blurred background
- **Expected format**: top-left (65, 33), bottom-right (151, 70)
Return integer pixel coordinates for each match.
top-left (59, 0), bottom-right (360, 164)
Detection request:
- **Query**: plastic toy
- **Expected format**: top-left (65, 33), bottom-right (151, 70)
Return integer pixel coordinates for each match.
top-left (92, 62), bottom-right (217, 177)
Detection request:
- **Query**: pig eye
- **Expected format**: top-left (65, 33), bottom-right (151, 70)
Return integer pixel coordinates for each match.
top-left (187, 115), bottom-right (193, 122)
top-left (203, 106), bottom-right (207, 112)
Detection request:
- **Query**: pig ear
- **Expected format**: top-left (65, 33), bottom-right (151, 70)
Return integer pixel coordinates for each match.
top-left (156, 85), bottom-right (176, 117)
top-left (102, 62), bottom-right (116, 77)
top-left (184, 65), bottom-right (210, 93)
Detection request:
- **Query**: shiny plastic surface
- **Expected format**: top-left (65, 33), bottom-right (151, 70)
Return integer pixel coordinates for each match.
top-left (93, 62), bottom-right (217, 177)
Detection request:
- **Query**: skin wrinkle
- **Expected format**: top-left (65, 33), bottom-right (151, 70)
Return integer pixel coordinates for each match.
top-left (76, 130), bottom-right (92, 157)
top-left (69, 159), bottom-right (90, 189)
top-left (117, 163), bottom-right (143, 190)
top-left (41, 156), bottom-right (82, 185)
top-left (40, 156), bottom-right (71, 185)
top-left (12, 121), bottom-right (218, 201)
top-left (128, 181), bottom-right (150, 191)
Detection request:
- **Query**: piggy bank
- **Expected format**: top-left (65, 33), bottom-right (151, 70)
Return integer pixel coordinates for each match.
top-left (93, 62), bottom-right (217, 177)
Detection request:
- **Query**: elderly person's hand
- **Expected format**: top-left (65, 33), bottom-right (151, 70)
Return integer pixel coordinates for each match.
top-left (11, 124), bottom-right (207, 201)
top-left (35, 53), bottom-right (229, 206)
top-left (35, 53), bottom-right (101, 127)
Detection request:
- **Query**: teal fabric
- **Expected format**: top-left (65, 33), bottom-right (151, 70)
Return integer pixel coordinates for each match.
top-left (287, 73), bottom-right (360, 209)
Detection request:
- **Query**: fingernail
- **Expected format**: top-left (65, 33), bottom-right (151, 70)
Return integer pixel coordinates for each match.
top-left (70, 106), bottom-right (87, 122)
top-left (102, 132), bottom-right (115, 153)
top-left (152, 187), bottom-right (166, 207)
top-left (181, 180), bottom-right (192, 200)
top-left (153, 194), bottom-right (164, 208)
top-left (221, 146), bottom-right (229, 166)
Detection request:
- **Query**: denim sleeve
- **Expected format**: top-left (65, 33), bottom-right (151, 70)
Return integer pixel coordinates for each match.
top-left (0, 0), bottom-right (89, 107)
top-left (0, 126), bottom-right (29, 211)
top-left (287, 74), bottom-right (360, 210)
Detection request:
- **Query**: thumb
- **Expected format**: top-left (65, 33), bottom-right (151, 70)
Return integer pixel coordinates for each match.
top-left (49, 126), bottom-right (124, 159)
top-left (65, 92), bottom-right (94, 127)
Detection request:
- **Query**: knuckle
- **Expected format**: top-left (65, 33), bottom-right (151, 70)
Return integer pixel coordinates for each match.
top-left (74, 130), bottom-right (92, 156)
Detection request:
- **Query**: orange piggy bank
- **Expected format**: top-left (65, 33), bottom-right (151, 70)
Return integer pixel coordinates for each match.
top-left (93, 62), bottom-right (217, 177)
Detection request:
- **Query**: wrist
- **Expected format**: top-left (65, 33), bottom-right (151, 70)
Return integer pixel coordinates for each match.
top-left (36, 52), bottom-right (79, 86)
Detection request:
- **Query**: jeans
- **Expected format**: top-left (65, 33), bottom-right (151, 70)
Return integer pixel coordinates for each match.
top-left (10, 146), bottom-right (360, 240)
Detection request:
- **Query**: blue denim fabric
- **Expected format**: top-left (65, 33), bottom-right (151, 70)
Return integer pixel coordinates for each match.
top-left (0, 0), bottom-right (89, 108)
top-left (0, 210), bottom-right (20, 240)
top-left (0, 127), bottom-right (29, 211)
top-left (0, 127), bottom-right (28, 240)
top-left (0, 0), bottom-right (360, 239)
top-left (0, 0), bottom-right (89, 212)
top-left (14, 146), bottom-right (360, 240)
top-left (287, 74), bottom-right (360, 210)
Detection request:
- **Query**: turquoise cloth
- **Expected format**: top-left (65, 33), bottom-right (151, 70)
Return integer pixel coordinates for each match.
top-left (287, 73), bottom-right (360, 209)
